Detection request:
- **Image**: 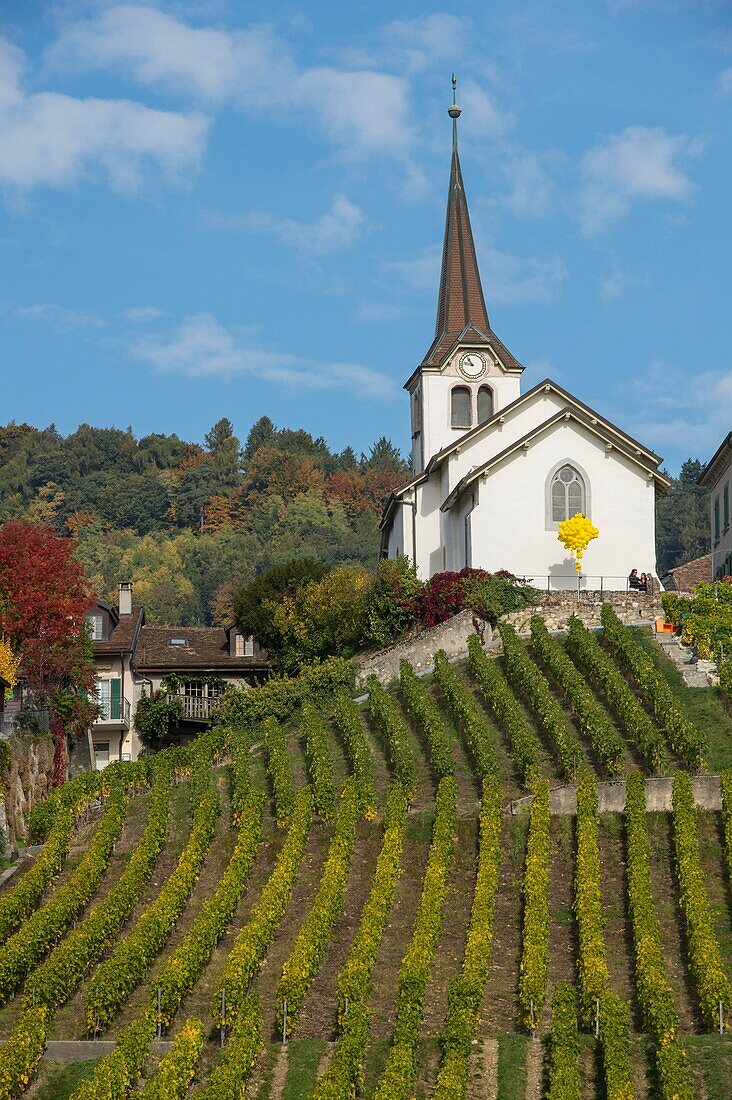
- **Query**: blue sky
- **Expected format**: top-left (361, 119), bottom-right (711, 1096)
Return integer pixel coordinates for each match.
top-left (1, 0), bottom-right (730, 473)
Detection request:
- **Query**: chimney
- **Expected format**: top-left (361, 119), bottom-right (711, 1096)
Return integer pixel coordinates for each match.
top-left (118, 582), bottom-right (133, 617)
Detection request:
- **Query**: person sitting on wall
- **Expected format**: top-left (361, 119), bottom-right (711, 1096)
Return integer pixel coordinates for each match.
top-left (628, 569), bottom-right (642, 590)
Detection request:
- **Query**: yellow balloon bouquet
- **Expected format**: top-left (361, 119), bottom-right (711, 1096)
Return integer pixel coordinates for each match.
top-left (557, 513), bottom-right (599, 575)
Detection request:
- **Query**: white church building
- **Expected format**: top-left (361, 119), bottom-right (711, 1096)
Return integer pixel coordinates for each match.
top-left (380, 95), bottom-right (670, 592)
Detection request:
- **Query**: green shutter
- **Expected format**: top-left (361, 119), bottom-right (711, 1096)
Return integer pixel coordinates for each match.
top-left (110, 678), bottom-right (121, 721)
top-left (724, 485), bottom-right (729, 530)
top-left (715, 497), bottom-right (720, 540)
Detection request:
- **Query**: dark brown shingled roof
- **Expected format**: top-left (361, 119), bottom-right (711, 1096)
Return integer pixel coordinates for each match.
top-left (421, 114), bottom-right (523, 373)
top-left (93, 608), bottom-right (144, 655)
top-left (135, 626), bottom-right (267, 672)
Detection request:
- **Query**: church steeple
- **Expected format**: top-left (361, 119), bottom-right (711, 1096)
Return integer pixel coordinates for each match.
top-left (421, 78), bottom-right (521, 373)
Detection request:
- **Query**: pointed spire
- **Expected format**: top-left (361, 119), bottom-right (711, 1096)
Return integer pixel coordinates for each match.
top-left (422, 76), bottom-right (492, 367)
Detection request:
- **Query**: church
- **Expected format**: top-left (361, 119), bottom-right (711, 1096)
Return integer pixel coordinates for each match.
top-left (380, 92), bottom-right (670, 592)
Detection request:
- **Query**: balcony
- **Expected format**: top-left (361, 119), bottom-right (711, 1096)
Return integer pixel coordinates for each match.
top-left (95, 697), bottom-right (131, 729)
top-left (167, 693), bottom-right (221, 723)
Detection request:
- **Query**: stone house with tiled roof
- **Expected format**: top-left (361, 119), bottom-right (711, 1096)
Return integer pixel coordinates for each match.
top-left (381, 86), bottom-right (669, 591)
top-left (88, 582), bottom-right (267, 768)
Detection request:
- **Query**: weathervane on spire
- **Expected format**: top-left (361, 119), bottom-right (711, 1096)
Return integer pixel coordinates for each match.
top-left (448, 73), bottom-right (461, 151)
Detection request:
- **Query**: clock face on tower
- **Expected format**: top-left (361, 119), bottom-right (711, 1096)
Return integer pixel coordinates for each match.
top-left (459, 352), bottom-right (486, 380)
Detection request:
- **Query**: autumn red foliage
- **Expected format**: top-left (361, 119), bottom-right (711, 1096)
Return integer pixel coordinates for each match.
top-left (0, 520), bottom-right (97, 753)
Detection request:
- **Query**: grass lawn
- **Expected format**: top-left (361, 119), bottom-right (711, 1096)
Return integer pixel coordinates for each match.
top-left (281, 1038), bottom-right (327, 1100)
top-left (497, 1033), bottom-right (528, 1099)
top-left (31, 1060), bottom-right (100, 1099)
top-left (629, 627), bottom-right (732, 772)
top-left (686, 1034), bottom-right (732, 1100)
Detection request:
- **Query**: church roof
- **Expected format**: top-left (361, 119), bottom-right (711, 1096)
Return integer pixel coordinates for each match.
top-left (420, 90), bottom-right (523, 373)
top-left (440, 405), bottom-right (671, 512)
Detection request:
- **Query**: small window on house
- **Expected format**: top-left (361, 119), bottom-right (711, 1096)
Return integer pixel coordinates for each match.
top-left (477, 385), bottom-right (494, 424)
top-left (234, 633), bottom-right (255, 657)
top-left (412, 393), bottom-right (422, 431)
top-left (87, 614), bottom-right (103, 641)
top-left (245, 636), bottom-right (255, 657)
top-left (714, 496), bottom-right (721, 541)
top-left (724, 484), bottom-right (729, 532)
top-left (168, 638), bottom-right (187, 647)
top-left (550, 464), bottom-right (586, 523)
top-left (451, 386), bottom-right (472, 429)
top-left (184, 681), bottom-right (205, 698)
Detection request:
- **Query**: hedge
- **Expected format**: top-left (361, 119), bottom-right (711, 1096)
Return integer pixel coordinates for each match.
top-left (196, 996), bottom-right (263, 1100)
top-left (367, 676), bottom-right (417, 795)
top-left (85, 785), bottom-right (220, 1031)
top-left (213, 787), bottom-right (314, 1029)
top-left (373, 776), bottom-right (457, 1099)
top-left (547, 985), bottom-right (581, 1100)
top-left (467, 634), bottom-right (541, 784)
top-left (302, 701), bottom-right (336, 819)
top-left (499, 624), bottom-right (583, 779)
top-left (399, 660), bottom-right (455, 779)
top-left (518, 777), bottom-right (551, 1032)
top-left (566, 617), bottom-right (666, 772)
top-left (600, 605), bottom-right (706, 769)
top-left (276, 780), bottom-right (359, 1037)
top-left (529, 617), bottom-right (625, 776)
top-left (137, 1017), bottom-right (204, 1100)
top-left (433, 650), bottom-right (499, 782)
top-left (433, 774), bottom-right (502, 1099)
top-left (331, 688), bottom-right (377, 819)
top-left (262, 715), bottom-right (295, 826)
top-left (625, 772), bottom-right (692, 1099)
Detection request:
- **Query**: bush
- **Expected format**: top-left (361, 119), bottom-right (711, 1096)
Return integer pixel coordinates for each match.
top-left (399, 660), bottom-right (455, 780)
top-left (433, 650), bottom-right (499, 782)
top-left (412, 568), bottom-right (538, 629)
top-left (262, 716), bottom-right (295, 826)
top-left (547, 985), bottom-right (581, 1100)
top-left (331, 689), bottom-right (377, 819)
top-left (518, 778), bottom-right (551, 1032)
top-left (196, 997), bottom-right (262, 1099)
top-left (467, 635), bottom-right (541, 785)
top-left (367, 676), bottom-right (416, 795)
top-left (138, 1018), bottom-right (204, 1100)
top-left (302, 702), bottom-right (336, 819)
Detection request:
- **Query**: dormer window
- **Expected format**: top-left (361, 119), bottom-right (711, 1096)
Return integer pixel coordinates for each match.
top-left (87, 614), bottom-right (103, 641)
top-left (234, 634), bottom-right (255, 657)
top-left (168, 638), bottom-right (188, 648)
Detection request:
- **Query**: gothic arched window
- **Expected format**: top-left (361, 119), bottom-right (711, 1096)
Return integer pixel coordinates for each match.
top-left (451, 386), bottom-right (472, 429)
top-left (477, 385), bottom-right (494, 424)
top-left (550, 464), bottom-right (585, 523)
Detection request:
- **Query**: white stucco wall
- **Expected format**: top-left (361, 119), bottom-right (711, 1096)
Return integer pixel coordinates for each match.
top-left (411, 354), bottom-right (521, 468)
top-left (706, 455), bottom-right (732, 578)
top-left (461, 421), bottom-right (658, 589)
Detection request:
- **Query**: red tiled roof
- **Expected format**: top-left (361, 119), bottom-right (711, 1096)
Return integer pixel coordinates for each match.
top-left (666, 554), bottom-right (712, 592)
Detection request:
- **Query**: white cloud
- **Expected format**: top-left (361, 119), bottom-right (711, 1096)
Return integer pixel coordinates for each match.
top-left (621, 363), bottom-right (732, 457)
top-left (380, 14), bottom-right (469, 73)
top-left (484, 249), bottom-right (566, 305)
top-left (460, 78), bottom-right (513, 139)
top-left (719, 68), bottom-right (732, 95)
top-left (579, 125), bottom-right (702, 234)
top-left (48, 5), bottom-right (416, 162)
top-left (120, 306), bottom-right (169, 323)
top-left (498, 148), bottom-right (560, 217)
top-left (385, 244), bottom-right (565, 305)
top-left (0, 35), bottom-right (207, 194)
top-left (246, 194), bottom-right (365, 255)
top-left (0, 300), bottom-right (105, 331)
top-left (131, 312), bottom-right (397, 398)
top-left (599, 268), bottom-right (648, 301)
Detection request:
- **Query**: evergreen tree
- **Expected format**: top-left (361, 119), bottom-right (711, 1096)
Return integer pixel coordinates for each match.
top-left (656, 458), bottom-right (710, 574)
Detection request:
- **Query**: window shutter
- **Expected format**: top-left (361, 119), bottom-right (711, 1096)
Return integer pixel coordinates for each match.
top-left (110, 678), bottom-right (121, 721)
top-left (724, 485), bottom-right (729, 530)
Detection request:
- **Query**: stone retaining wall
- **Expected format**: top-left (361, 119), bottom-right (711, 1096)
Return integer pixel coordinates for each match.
top-left (503, 591), bottom-right (662, 634)
top-left (356, 609), bottom-right (491, 688)
top-left (507, 775), bottom-right (721, 816)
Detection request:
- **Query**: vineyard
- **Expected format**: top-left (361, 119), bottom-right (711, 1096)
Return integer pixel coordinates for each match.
top-left (3, 605), bottom-right (732, 1098)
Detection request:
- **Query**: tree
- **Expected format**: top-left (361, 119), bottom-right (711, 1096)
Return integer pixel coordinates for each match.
top-left (242, 416), bottom-right (276, 465)
top-left (0, 520), bottom-right (97, 755)
top-left (233, 559), bottom-right (326, 658)
top-left (656, 458), bottom-right (710, 575)
top-left (362, 437), bottom-right (409, 474)
top-left (205, 418), bottom-right (241, 490)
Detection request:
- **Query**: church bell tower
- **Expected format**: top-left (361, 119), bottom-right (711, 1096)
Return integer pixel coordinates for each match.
top-left (406, 77), bottom-right (524, 474)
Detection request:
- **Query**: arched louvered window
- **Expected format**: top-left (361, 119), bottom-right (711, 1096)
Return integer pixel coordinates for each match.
top-left (451, 386), bottom-right (472, 429)
top-left (477, 385), bottom-right (494, 424)
top-left (550, 464), bottom-right (585, 523)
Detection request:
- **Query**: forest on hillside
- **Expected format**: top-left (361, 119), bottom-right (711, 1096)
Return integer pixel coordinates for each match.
top-left (0, 417), bottom-right (710, 625)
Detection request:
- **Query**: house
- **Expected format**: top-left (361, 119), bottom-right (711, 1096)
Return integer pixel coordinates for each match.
top-left (88, 582), bottom-right (267, 768)
top-left (380, 91), bottom-right (670, 591)
top-left (698, 433), bottom-right (732, 579)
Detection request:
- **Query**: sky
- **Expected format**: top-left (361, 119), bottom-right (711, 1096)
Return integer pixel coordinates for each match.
top-left (1, 0), bottom-right (731, 473)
